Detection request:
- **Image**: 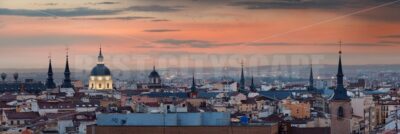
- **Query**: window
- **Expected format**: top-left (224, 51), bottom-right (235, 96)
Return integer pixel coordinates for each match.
top-left (338, 106), bottom-right (344, 118)
top-left (107, 83), bottom-right (110, 89)
top-left (99, 84), bottom-right (102, 88)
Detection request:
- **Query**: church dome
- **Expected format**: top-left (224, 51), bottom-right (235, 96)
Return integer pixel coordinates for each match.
top-left (148, 66), bottom-right (160, 78)
top-left (91, 64), bottom-right (111, 76)
top-left (149, 70), bottom-right (160, 78)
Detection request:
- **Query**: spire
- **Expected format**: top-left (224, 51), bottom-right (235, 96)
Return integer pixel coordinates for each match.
top-left (61, 47), bottom-right (73, 88)
top-left (250, 75), bottom-right (256, 92)
top-left (190, 72), bottom-right (196, 93)
top-left (308, 64), bottom-right (315, 91)
top-left (239, 60), bottom-right (246, 93)
top-left (153, 65), bottom-right (156, 71)
top-left (332, 41), bottom-right (349, 100)
top-left (45, 54), bottom-right (56, 89)
top-left (98, 45), bottom-right (104, 64)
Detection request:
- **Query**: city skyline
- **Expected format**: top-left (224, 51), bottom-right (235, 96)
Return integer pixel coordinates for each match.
top-left (1, 0), bottom-right (400, 69)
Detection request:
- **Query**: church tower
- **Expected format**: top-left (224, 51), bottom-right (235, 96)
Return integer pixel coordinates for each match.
top-left (189, 73), bottom-right (197, 98)
top-left (330, 42), bottom-right (352, 134)
top-left (250, 76), bottom-right (257, 92)
top-left (45, 56), bottom-right (56, 89)
top-left (239, 61), bottom-right (247, 94)
top-left (307, 64), bottom-right (315, 92)
top-left (61, 49), bottom-right (73, 88)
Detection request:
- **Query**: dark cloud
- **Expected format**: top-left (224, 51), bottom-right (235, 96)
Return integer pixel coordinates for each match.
top-left (230, 0), bottom-right (400, 21)
top-left (246, 42), bottom-right (295, 46)
top-left (0, 4), bottom-right (184, 17)
top-left (126, 5), bottom-right (184, 12)
top-left (144, 29), bottom-right (180, 32)
top-left (355, 5), bottom-right (400, 22)
top-left (97, 1), bottom-right (120, 5)
top-left (378, 34), bottom-right (400, 39)
top-left (155, 39), bottom-right (240, 48)
top-left (72, 16), bottom-right (154, 20)
top-left (230, 0), bottom-right (347, 10)
top-left (320, 42), bottom-right (392, 47)
top-left (248, 41), bottom-right (394, 47)
top-left (151, 19), bottom-right (169, 22)
top-left (0, 35), bottom-right (102, 46)
top-left (0, 7), bottom-right (120, 17)
top-left (85, 1), bottom-right (120, 5)
top-left (378, 40), bottom-right (400, 45)
top-left (33, 3), bottom-right (58, 6)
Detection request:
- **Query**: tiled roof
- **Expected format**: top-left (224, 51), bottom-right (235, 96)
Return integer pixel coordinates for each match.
top-left (38, 101), bottom-right (75, 109)
top-left (5, 110), bottom-right (40, 120)
top-left (141, 92), bottom-right (189, 99)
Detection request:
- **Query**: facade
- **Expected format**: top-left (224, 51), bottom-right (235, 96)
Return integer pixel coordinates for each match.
top-left (281, 99), bottom-right (311, 119)
top-left (351, 95), bottom-right (376, 133)
top-left (89, 47), bottom-right (113, 90)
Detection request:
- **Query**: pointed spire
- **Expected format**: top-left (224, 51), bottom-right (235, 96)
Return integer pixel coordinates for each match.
top-left (308, 64), bottom-right (314, 91)
top-left (46, 54), bottom-right (56, 89)
top-left (99, 44), bottom-right (103, 57)
top-left (153, 65), bottom-right (156, 71)
top-left (239, 60), bottom-right (246, 93)
top-left (191, 72), bottom-right (196, 93)
top-left (332, 41), bottom-right (349, 100)
top-left (48, 53), bottom-right (53, 74)
top-left (65, 47), bottom-right (70, 73)
top-left (98, 44), bottom-right (104, 64)
top-left (61, 47), bottom-right (73, 88)
top-left (250, 75), bottom-right (256, 92)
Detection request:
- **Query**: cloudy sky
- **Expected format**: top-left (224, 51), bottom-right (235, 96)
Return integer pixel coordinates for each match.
top-left (0, 0), bottom-right (400, 70)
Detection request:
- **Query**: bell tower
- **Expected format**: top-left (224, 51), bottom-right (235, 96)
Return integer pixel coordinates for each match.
top-left (330, 41), bottom-right (352, 134)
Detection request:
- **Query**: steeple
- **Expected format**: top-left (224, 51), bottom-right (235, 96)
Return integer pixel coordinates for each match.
top-left (307, 64), bottom-right (315, 91)
top-left (250, 75), bottom-right (256, 92)
top-left (332, 41), bottom-right (349, 100)
top-left (239, 61), bottom-right (246, 93)
top-left (45, 55), bottom-right (56, 89)
top-left (190, 73), bottom-right (196, 93)
top-left (61, 48), bottom-right (73, 88)
top-left (98, 45), bottom-right (104, 64)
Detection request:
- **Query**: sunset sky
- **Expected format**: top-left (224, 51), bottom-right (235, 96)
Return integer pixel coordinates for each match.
top-left (0, 0), bottom-right (400, 70)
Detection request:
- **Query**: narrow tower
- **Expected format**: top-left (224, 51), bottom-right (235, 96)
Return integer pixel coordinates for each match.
top-left (250, 76), bottom-right (257, 92)
top-left (330, 41), bottom-right (352, 134)
top-left (307, 64), bottom-right (315, 91)
top-left (45, 56), bottom-right (56, 89)
top-left (190, 73), bottom-right (197, 98)
top-left (61, 48), bottom-right (73, 88)
top-left (239, 61), bottom-right (246, 93)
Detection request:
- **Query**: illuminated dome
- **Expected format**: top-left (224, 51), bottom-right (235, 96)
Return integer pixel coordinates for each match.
top-left (90, 64), bottom-right (111, 76)
top-left (88, 46), bottom-right (113, 90)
